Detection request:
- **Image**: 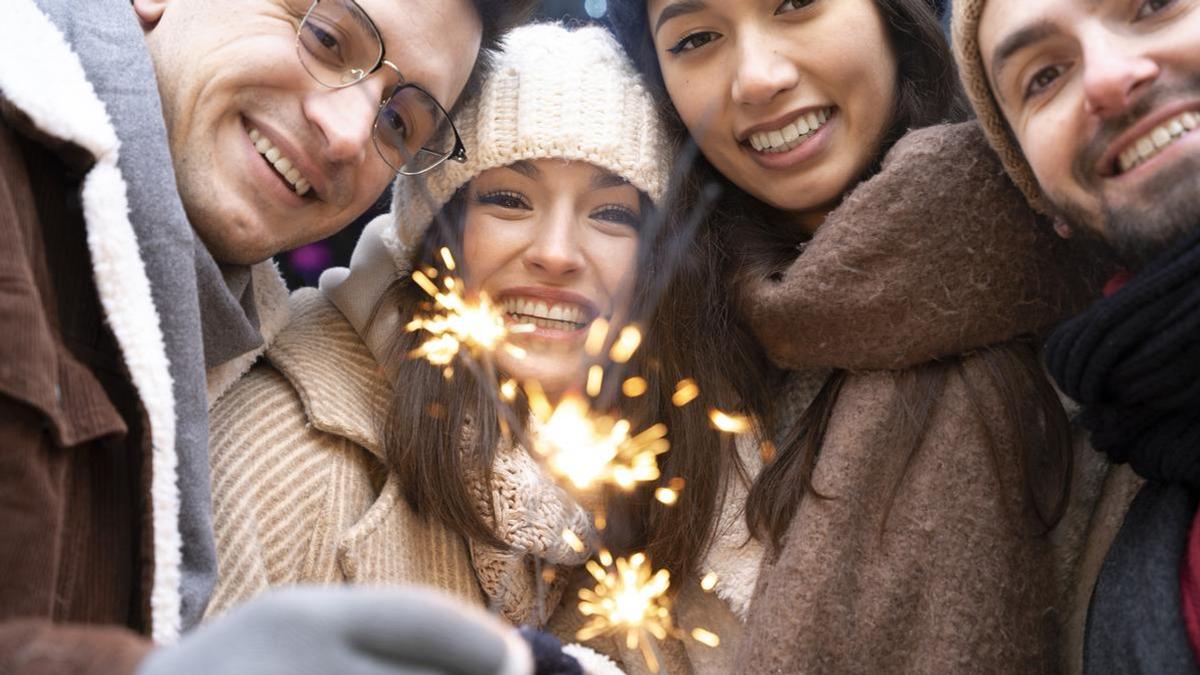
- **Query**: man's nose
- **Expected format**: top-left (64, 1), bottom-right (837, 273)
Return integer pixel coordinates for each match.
top-left (1080, 32), bottom-right (1159, 118)
top-left (303, 78), bottom-right (387, 164)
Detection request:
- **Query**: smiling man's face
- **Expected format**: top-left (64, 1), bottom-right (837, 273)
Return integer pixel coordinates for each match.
top-left (135, 0), bottom-right (482, 265)
top-left (980, 0), bottom-right (1200, 267)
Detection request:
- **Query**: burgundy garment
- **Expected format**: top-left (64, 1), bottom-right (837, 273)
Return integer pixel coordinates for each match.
top-left (1181, 508), bottom-right (1200, 665)
top-left (0, 109), bottom-right (153, 671)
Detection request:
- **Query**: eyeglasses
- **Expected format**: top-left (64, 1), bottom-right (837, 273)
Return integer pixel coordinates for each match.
top-left (296, 0), bottom-right (467, 175)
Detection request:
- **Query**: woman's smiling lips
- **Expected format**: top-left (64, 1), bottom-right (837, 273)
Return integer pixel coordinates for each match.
top-left (738, 106), bottom-right (838, 171)
top-left (498, 286), bottom-right (600, 343)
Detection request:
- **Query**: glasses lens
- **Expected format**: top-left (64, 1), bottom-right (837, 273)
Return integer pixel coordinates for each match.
top-left (297, 0), bottom-right (382, 87)
top-left (375, 86), bottom-right (459, 175)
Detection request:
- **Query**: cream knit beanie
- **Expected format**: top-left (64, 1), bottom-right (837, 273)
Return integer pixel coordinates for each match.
top-left (952, 0), bottom-right (1051, 214)
top-left (382, 22), bottom-right (672, 265)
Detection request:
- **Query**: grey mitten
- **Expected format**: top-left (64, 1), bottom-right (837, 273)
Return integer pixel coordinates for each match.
top-left (138, 586), bottom-right (532, 675)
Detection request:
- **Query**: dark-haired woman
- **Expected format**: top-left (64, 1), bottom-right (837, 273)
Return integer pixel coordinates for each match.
top-left (600, 0), bottom-right (1122, 672)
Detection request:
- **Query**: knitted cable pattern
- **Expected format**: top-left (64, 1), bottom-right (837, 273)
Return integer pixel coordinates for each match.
top-left (460, 420), bottom-right (596, 626)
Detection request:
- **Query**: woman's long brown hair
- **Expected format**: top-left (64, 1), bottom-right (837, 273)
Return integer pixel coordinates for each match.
top-left (607, 0), bottom-right (1075, 554)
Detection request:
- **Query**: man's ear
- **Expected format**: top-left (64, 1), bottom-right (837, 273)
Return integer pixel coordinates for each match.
top-left (132, 0), bottom-right (169, 29)
top-left (1052, 217), bottom-right (1074, 240)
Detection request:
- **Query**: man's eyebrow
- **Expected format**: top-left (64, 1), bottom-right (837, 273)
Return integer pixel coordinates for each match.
top-left (653, 0), bottom-right (707, 37)
top-left (990, 21), bottom-right (1058, 89)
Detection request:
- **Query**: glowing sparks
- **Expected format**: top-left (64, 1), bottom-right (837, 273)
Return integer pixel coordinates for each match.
top-left (672, 379), bottom-right (700, 407)
top-left (500, 379), bottom-right (518, 402)
top-left (562, 528), bottom-right (587, 554)
top-left (587, 365), bottom-right (605, 398)
top-left (760, 440), bottom-right (778, 463)
top-left (585, 318), bottom-right (610, 357)
top-left (654, 487), bottom-right (678, 505)
top-left (527, 391), bottom-right (669, 491)
top-left (700, 572), bottom-right (719, 592)
top-left (406, 255), bottom-right (508, 368)
top-left (577, 552), bottom-right (674, 665)
top-left (439, 246), bottom-right (456, 271)
top-left (709, 409), bottom-right (751, 434)
top-left (622, 377), bottom-right (648, 397)
top-left (691, 628), bottom-right (720, 647)
top-left (609, 326), bottom-right (643, 364)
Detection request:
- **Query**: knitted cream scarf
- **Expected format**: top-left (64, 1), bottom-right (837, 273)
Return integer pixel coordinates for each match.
top-left (462, 422), bottom-right (595, 627)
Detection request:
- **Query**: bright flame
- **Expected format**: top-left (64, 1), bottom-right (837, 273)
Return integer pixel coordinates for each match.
top-left (562, 528), bottom-right (587, 554)
top-left (609, 326), bottom-right (643, 364)
top-left (406, 255), bottom-right (508, 368)
top-left (691, 628), bottom-right (720, 647)
top-left (622, 377), bottom-right (648, 398)
top-left (527, 390), bottom-right (669, 491)
top-left (672, 379), bottom-right (700, 407)
top-left (700, 572), bottom-right (718, 592)
top-left (654, 487), bottom-right (678, 505)
top-left (587, 365), bottom-right (605, 398)
top-left (577, 551), bottom-right (674, 670)
top-left (709, 409), bottom-right (751, 434)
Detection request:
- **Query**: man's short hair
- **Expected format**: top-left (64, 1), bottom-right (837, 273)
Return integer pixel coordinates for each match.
top-left (455, 0), bottom-right (538, 113)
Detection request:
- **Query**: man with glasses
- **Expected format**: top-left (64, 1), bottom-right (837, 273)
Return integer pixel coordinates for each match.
top-left (0, 0), bottom-right (535, 673)
top-left (954, 0), bottom-right (1200, 671)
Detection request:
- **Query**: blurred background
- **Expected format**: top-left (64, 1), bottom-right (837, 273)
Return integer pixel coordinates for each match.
top-left (276, 0), bottom-right (954, 288)
top-left (276, 0), bottom-right (609, 288)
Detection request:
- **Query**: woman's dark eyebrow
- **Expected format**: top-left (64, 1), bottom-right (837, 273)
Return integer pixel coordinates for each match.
top-left (590, 170), bottom-right (631, 190)
top-left (504, 160), bottom-right (541, 179)
top-left (654, 0), bottom-right (707, 36)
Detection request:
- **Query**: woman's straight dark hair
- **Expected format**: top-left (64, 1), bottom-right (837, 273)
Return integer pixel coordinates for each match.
top-left (606, 0), bottom-right (1074, 554)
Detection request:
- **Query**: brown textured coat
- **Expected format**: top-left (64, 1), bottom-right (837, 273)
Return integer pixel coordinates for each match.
top-left (734, 122), bottom-right (1134, 674)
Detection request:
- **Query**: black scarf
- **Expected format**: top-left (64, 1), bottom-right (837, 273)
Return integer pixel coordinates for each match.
top-left (1045, 226), bottom-right (1200, 488)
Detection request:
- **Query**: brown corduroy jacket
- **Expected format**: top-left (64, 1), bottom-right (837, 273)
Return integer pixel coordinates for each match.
top-left (733, 121), bottom-right (1140, 674)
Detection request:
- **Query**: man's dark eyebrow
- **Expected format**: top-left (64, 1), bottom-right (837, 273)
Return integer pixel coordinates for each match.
top-left (653, 0), bottom-right (707, 37)
top-left (990, 21), bottom-right (1058, 89)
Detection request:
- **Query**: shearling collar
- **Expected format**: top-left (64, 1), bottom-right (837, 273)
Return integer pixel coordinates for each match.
top-left (266, 288), bottom-right (392, 458)
top-left (741, 121), bottom-right (1109, 372)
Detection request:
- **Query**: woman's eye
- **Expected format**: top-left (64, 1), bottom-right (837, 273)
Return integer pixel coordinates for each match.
top-left (667, 31), bottom-right (720, 55)
top-left (1024, 64), bottom-right (1066, 100)
top-left (1135, 0), bottom-right (1176, 20)
top-left (776, 0), bottom-right (815, 14)
top-left (592, 205), bottom-right (642, 229)
top-left (476, 190), bottom-right (529, 210)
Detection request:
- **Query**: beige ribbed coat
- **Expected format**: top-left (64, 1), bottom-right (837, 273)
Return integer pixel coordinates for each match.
top-left (204, 289), bottom-right (484, 620)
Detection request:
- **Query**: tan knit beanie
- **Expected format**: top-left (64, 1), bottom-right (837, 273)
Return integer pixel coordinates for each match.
top-left (383, 22), bottom-right (672, 265)
top-left (952, 0), bottom-right (1051, 214)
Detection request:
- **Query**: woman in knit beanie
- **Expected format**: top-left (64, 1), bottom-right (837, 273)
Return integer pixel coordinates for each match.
top-left (601, 0), bottom-right (1110, 672)
top-left (201, 22), bottom-right (722, 674)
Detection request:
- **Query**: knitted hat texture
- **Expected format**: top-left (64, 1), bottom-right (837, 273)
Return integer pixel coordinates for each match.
top-left (384, 22), bottom-right (671, 265)
top-left (952, 0), bottom-right (1051, 214)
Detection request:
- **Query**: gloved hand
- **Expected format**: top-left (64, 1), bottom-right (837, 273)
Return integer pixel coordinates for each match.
top-left (138, 586), bottom-right (532, 675)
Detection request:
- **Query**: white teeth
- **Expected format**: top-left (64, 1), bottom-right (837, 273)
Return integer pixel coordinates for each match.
top-left (501, 297), bottom-right (589, 329)
top-left (247, 126), bottom-right (311, 197)
top-left (1116, 110), bottom-right (1200, 175)
top-left (747, 107), bottom-right (834, 154)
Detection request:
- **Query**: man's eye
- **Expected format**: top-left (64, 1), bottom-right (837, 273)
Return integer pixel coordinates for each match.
top-left (667, 31), bottom-right (720, 55)
top-left (1135, 0), bottom-right (1176, 20)
top-left (776, 0), bottom-right (816, 14)
top-left (476, 191), bottom-right (529, 210)
top-left (1024, 64), bottom-right (1066, 100)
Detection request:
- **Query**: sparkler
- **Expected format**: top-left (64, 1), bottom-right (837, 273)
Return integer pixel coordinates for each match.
top-left (406, 247), bottom-right (525, 368)
top-left (577, 551), bottom-right (674, 672)
top-left (526, 386), bottom-right (669, 491)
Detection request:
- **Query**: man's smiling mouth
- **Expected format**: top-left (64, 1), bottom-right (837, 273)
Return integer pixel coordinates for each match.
top-left (249, 127), bottom-right (312, 196)
top-left (1115, 110), bottom-right (1199, 175)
